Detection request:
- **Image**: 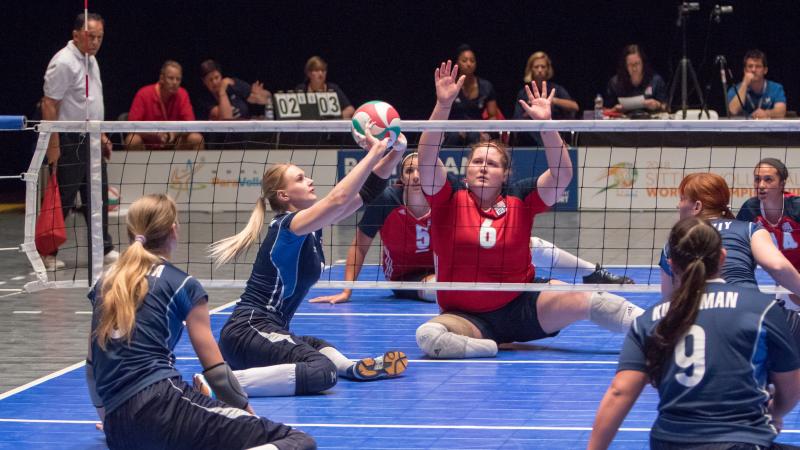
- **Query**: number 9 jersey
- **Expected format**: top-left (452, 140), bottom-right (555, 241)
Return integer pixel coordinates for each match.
top-left (618, 281), bottom-right (800, 447)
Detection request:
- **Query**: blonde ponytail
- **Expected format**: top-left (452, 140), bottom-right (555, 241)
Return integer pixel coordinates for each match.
top-left (209, 197), bottom-right (267, 266)
top-left (209, 163), bottom-right (291, 266)
top-left (96, 194), bottom-right (177, 349)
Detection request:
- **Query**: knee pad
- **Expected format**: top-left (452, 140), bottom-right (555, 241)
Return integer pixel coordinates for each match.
top-left (295, 355), bottom-right (337, 395)
top-left (588, 291), bottom-right (644, 333)
top-left (415, 322), bottom-right (497, 359)
top-left (530, 236), bottom-right (558, 268)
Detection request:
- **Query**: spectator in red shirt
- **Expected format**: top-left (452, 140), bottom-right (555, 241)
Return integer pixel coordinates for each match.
top-left (125, 60), bottom-right (204, 150)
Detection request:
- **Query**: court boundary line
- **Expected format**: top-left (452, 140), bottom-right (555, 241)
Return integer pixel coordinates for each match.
top-left (0, 298), bottom-right (240, 401)
top-left (0, 361), bottom-right (86, 401)
top-left (173, 356), bottom-right (618, 365)
top-left (1, 418), bottom-right (799, 434)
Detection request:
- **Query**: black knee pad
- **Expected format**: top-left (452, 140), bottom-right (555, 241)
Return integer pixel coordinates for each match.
top-left (295, 355), bottom-right (337, 395)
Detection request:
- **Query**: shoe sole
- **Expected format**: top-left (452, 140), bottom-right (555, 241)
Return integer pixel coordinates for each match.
top-left (356, 351), bottom-right (408, 379)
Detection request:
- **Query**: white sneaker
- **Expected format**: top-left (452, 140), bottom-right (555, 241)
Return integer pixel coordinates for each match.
top-left (42, 255), bottom-right (66, 270)
top-left (103, 250), bottom-right (119, 265)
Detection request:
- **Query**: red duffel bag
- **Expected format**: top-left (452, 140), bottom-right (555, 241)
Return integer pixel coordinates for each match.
top-left (35, 167), bottom-right (66, 255)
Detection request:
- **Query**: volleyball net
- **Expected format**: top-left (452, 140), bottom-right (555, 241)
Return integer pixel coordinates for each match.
top-left (21, 119), bottom-right (800, 293)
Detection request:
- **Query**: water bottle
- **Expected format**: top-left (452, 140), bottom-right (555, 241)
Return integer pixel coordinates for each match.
top-left (265, 97), bottom-right (275, 120)
top-left (593, 94), bottom-right (604, 120)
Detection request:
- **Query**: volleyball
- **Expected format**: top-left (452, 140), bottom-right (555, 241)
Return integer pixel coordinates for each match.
top-left (351, 101), bottom-right (401, 148)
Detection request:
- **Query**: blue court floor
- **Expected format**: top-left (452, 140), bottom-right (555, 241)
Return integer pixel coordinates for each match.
top-left (1, 266), bottom-right (800, 449)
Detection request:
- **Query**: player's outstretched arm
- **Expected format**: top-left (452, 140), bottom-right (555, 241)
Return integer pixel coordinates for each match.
top-left (186, 300), bottom-right (254, 414)
top-left (328, 139), bottom-right (405, 226)
top-left (751, 229), bottom-right (800, 296)
top-left (587, 370), bottom-right (647, 450)
top-left (291, 127), bottom-right (388, 236)
top-left (418, 61), bottom-right (463, 197)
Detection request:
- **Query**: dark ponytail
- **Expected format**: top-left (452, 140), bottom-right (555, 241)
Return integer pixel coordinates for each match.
top-left (645, 217), bottom-right (722, 386)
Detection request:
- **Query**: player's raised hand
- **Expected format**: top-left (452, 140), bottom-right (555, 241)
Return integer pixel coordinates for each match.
top-left (435, 60), bottom-right (465, 106)
top-left (518, 81), bottom-right (555, 121)
top-left (391, 133), bottom-right (408, 153)
top-left (361, 121), bottom-right (389, 153)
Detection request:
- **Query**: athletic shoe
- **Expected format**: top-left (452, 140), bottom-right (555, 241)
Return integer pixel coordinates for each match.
top-left (351, 351), bottom-right (408, 381)
top-left (103, 250), bottom-right (120, 265)
top-left (583, 264), bottom-right (634, 284)
top-left (42, 255), bottom-right (66, 270)
top-left (193, 373), bottom-right (215, 399)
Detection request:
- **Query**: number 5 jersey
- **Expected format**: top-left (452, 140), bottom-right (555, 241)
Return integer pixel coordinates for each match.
top-left (359, 184), bottom-right (435, 282)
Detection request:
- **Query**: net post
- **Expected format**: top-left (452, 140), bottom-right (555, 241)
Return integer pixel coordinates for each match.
top-left (22, 130), bottom-right (51, 290)
top-left (88, 121), bottom-right (103, 286)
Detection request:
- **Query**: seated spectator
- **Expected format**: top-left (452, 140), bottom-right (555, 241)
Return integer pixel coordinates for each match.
top-left (196, 59), bottom-right (271, 121)
top-left (443, 44), bottom-right (498, 146)
top-left (727, 49), bottom-right (786, 119)
top-left (513, 51), bottom-right (578, 146)
top-left (125, 60), bottom-right (204, 150)
top-left (605, 44), bottom-right (666, 113)
top-left (294, 56), bottom-right (354, 119)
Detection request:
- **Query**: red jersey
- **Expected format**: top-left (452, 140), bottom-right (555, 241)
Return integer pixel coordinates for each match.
top-left (128, 83), bottom-right (196, 122)
top-left (737, 193), bottom-right (800, 269)
top-left (358, 186), bottom-right (434, 281)
top-left (426, 178), bottom-right (548, 313)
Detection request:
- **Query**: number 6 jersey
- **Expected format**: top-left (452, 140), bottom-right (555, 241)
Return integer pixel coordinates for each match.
top-left (619, 281), bottom-right (800, 447)
top-left (425, 178), bottom-right (548, 313)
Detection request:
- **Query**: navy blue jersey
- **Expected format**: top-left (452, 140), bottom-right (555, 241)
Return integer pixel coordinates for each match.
top-left (449, 77), bottom-right (497, 121)
top-left (235, 212), bottom-right (324, 328)
top-left (196, 77), bottom-right (252, 120)
top-left (660, 219), bottom-right (761, 288)
top-left (604, 73), bottom-right (668, 108)
top-left (88, 262), bottom-right (208, 413)
top-left (619, 281), bottom-right (800, 446)
top-left (358, 184), bottom-right (404, 239)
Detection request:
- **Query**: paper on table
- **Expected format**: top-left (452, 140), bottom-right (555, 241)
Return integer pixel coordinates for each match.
top-left (618, 95), bottom-right (646, 111)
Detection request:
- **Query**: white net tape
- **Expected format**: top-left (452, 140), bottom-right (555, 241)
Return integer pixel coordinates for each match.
top-left (22, 119), bottom-right (800, 294)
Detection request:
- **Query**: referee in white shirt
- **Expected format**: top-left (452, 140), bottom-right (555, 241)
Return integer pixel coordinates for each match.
top-left (40, 13), bottom-right (117, 270)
